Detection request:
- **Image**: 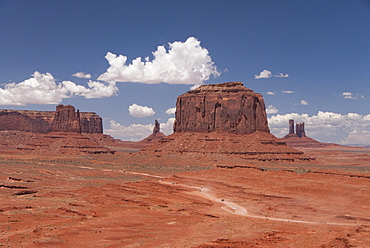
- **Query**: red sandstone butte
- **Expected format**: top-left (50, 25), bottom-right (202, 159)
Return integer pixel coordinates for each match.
top-left (139, 82), bottom-right (313, 163)
top-left (52, 105), bottom-right (82, 133)
top-left (174, 82), bottom-right (270, 134)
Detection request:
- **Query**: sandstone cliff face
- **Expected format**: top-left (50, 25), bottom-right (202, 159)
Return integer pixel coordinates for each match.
top-left (289, 119), bottom-right (294, 134)
top-left (80, 113), bottom-right (103, 133)
top-left (0, 110), bottom-right (53, 133)
top-left (0, 105), bottom-right (103, 134)
top-left (296, 122), bottom-right (306, 138)
top-left (52, 105), bottom-right (81, 132)
top-left (174, 82), bottom-right (270, 134)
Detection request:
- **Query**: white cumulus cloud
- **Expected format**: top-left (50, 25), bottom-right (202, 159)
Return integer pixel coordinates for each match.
top-left (266, 105), bottom-right (278, 114)
top-left (104, 120), bottom-right (153, 141)
top-left (98, 37), bottom-right (220, 85)
top-left (160, 118), bottom-right (175, 135)
top-left (128, 103), bottom-right (155, 118)
top-left (254, 69), bottom-right (272, 79)
top-left (72, 72), bottom-right (92, 79)
top-left (254, 69), bottom-right (289, 79)
top-left (104, 118), bottom-right (175, 141)
top-left (268, 111), bottom-right (370, 144)
top-left (0, 71), bottom-right (118, 106)
top-left (300, 100), bottom-right (308, 105)
top-left (266, 91), bottom-right (275, 95)
top-left (165, 107), bottom-right (176, 115)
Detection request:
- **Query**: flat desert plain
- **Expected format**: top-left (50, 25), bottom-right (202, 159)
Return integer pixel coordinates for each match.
top-left (1, 146), bottom-right (369, 247)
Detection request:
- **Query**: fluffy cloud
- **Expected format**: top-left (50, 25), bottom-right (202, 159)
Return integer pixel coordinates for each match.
top-left (98, 37), bottom-right (220, 85)
top-left (254, 69), bottom-right (289, 79)
top-left (266, 91), bottom-right (275, 95)
top-left (0, 71), bottom-right (118, 105)
top-left (72, 72), bottom-right (92, 79)
top-left (165, 107), bottom-right (176, 115)
top-left (254, 70), bottom-right (272, 79)
top-left (104, 120), bottom-right (153, 141)
top-left (266, 105), bottom-right (278, 114)
top-left (160, 117), bottom-right (175, 135)
top-left (341, 130), bottom-right (370, 145)
top-left (268, 111), bottom-right (370, 144)
top-left (300, 100), bottom-right (308, 105)
top-left (128, 103), bottom-right (155, 118)
top-left (104, 118), bottom-right (175, 141)
top-left (282, 90), bottom-right (295, 94)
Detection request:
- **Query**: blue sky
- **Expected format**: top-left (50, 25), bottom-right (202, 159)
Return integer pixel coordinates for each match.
top-left (0, 0), bottom-right (369, 144)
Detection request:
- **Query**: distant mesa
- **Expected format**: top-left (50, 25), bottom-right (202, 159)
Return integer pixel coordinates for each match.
top-left (0, 104), bottom-right (103, 134)
top-left (281, 119), bottom-right (340, 148)
top-left (0, 105), bottom-right (113, 155)
top-left (139, 82), bottom-right (313, 163)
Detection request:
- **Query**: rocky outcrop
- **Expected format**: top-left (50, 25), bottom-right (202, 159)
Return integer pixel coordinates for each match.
top-left (52, 105), bottom-right (81, 133)
top-left (296, 122), bottom-right (306, 138)
top-left (137, 82), bottom-right (313, 163)
top-left (174, 82), bottom-right (270, 134)
top-left (139, 120), bottom-right (166, 145)
top-left (80, 112), bottom-right (103, 133)
top-left (284, 119), bottom-right (306, 138)
top-left (0, 105), bottom-right (103, 134)
top-left (282, 120), bottom-right (340, 147)
top-left (153, 120), bottom-right (160, 135)
top-left (0, 110), bottom-right (54, 133)
top-left (289, 119), bottom-right (294, 134)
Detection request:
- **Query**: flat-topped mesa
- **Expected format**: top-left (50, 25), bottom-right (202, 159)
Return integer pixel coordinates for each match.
top-left (174, 82), bottom-right (270, 134)
top-left (0, 105), bottom-right (103, 134)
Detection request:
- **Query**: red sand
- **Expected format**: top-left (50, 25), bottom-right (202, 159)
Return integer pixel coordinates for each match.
top-left (1, 146), bottom-right (370, 247)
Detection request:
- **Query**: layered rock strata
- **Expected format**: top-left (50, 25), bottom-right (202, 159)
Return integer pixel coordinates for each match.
top-left (139, 82), bottom-right (313, 163)
top-left (174, 82), bottom-right (269, 134)
top-left (0, 105), bottom-right (102, 134)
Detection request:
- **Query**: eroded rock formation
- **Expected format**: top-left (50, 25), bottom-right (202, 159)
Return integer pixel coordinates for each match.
top-left (296, 122), bottom-right (306, 138)
top-left (289, 119), bottom-right (294, 134)
top-left (153, 120), bottom-right (160, 135)
top-left (0, 105), bottom-right (103, 134)
top-left (174, 82), bottom-right (270, 134)
top-left (52, 105), bottom-right (81, 133)
top-left (139, 119), bottom-right (166, 145)
top-left (282, 120), bottom-right (339, 147)
top-left (138, 82), bottom-right (313, 163)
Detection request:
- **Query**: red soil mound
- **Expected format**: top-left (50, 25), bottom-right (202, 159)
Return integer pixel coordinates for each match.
top-left (281, 134), bottom-right (342, 148)
top-left (138, 131), bottom-right (314, 163)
